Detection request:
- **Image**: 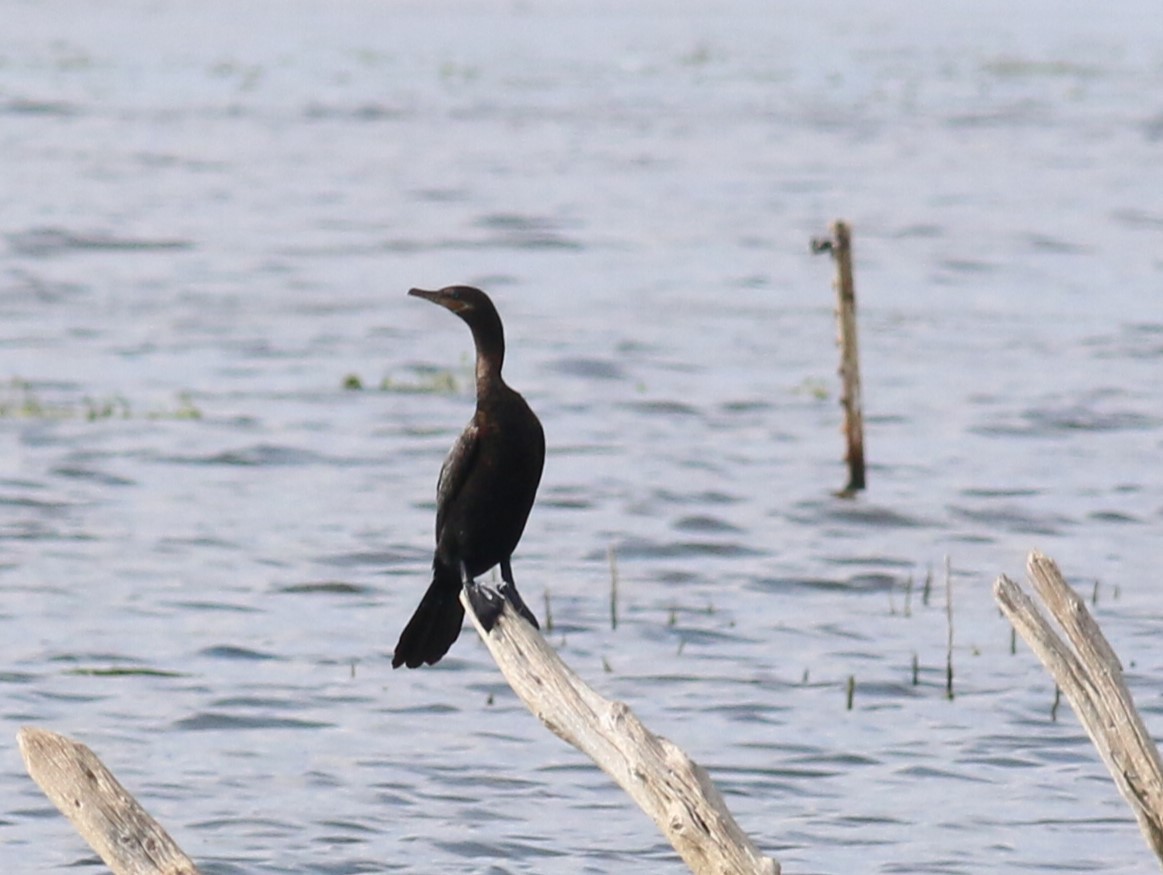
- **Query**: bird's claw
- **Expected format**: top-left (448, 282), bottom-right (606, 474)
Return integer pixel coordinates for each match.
top-left (465, 580), bottom-right (506, 632)
top-left (464, 580), bottom-right (540, 633)
top-left (498, 581), bottom-right (540, 630)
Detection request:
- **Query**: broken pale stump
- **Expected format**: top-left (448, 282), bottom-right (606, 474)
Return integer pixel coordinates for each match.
top-left (462, 585), bottom-right (779, 875)
top-left (811, 220), bottom-right (866, 496)
top-left (994, 551), bottom-right (1163, 866)
top-left (18, 726), bottom-right (201, 875)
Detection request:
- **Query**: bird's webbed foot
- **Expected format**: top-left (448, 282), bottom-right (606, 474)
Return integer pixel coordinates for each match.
top-left (461, 561), bottom-right (539, 632)
top-left (498, 558), bottom-right (540, 629)
top-left (464, 577), bottom-right (506, 632)
top-left (497, 581), bottom-right (540, 630)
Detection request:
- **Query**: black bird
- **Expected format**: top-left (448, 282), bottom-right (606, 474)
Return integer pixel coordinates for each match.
top-left (392, 285), bottom-right (544, 669)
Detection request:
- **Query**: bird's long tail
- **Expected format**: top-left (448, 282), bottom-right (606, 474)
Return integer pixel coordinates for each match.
top-left (392, 561), bottom-right (464, 669)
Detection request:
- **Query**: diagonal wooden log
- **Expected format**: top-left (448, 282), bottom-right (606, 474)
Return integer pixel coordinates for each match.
top-left (462, 585), bottom-right (779, 875)
top-left (18, 726), bottom-right (201, 875)
top-left (994, 551), bottom-right (1163, 865)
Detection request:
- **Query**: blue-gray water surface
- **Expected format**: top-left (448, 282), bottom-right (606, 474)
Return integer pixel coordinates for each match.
top-left (2, 1), bottom-right (1163, 872)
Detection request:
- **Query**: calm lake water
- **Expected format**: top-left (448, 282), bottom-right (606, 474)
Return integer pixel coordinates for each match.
top-left (2, 1), bottom-right (1162, 872)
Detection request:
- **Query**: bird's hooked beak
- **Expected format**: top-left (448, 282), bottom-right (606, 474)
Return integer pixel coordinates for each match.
top-left (409, 287), bottom-right (470, 314)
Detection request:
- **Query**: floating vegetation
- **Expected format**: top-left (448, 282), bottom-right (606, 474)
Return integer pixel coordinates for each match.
top-left (153, 393), bottom-right (202, 420)
top-left (82, 394), bottom-right (132, 421)
top-left (0, 380), bottom-right (64, 419)
top-left (381, 370), bottom-right (459, 394)
top-left (983, 57), bottom-right (1103, 79)
top-left (0, 379), bottom-right (202, 421)
top-left (793, 377), bottom-right (830, 401)
top-left (341, 369), bottom-right (460, 395)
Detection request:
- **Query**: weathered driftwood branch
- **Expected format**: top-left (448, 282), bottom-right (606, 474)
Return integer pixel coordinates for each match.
top-left (994, 551), bottom-right (1163, 865)
top-left (17, 726), bottom-right (201, 875)
top-left (810, 219), bottom-right (866, 495)
top-left (461, 586), bottom-right (779, 875)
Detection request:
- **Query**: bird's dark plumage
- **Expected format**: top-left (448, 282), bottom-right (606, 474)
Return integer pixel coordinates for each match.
top-left (392, 285), bottom-right (544, 669)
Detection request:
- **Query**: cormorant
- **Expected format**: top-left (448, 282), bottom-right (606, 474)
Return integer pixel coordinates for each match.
top-left (392, 285), bottom-right (544, 669)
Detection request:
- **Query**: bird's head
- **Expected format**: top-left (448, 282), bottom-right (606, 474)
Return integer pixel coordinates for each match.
top-left (408, 286), bottom-right (507, 368)
top-left (408, 285), bottom-right (495, 318)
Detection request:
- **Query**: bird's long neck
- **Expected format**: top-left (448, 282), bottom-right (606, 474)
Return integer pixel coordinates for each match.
top-left (469, 317), bottom-right (506, 400)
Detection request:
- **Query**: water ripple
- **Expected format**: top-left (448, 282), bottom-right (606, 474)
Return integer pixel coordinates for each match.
top-left (0, 98), bottom-right (79, 117)
top-left (548, 357), bottom-right (627, 380)
top-left (601, 537), bottom-right (762, 560)
top-left (275, 581), bottom-right (373, 595)
top-left (199, 645), bottom-right (281, 661)
top-left (174, 712), bottom-right (332, 731)
top-left (7, 227), bottom-right (193, 257)
top-left (976, 398), bottom-right (1160, 436)
top-left (673, 514), bottom-right (745, 534)
top-left (160, 444), bottom-right (327, 467)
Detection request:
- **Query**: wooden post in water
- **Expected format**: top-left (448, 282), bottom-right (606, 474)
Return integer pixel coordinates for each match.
top-left (811, 220), bottom-right (866, 495)
top-left (944, 556), bottom-right (955, 700)
top-left (995, 552), bottom-right (1163, 865)
top-left (608, 543), bottom-right (619, 631)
